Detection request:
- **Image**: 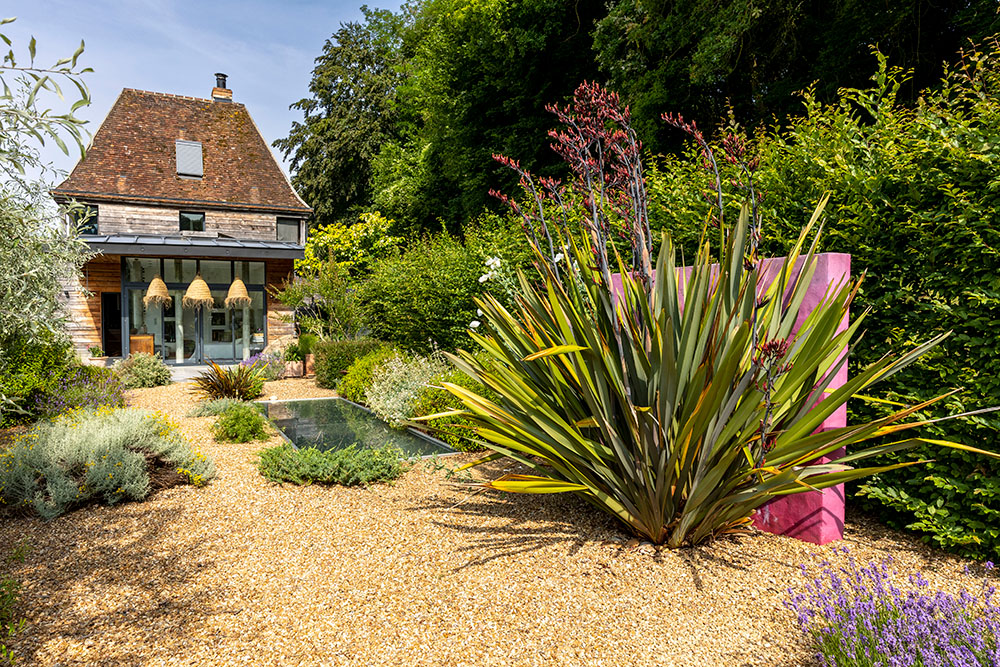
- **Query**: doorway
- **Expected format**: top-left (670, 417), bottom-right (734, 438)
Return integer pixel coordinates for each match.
top-left (101, 292), bottom-right (122, 357)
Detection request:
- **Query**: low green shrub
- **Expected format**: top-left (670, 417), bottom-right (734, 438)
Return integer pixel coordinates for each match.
top-left (192, 361), bottom-right (264, 401)
top-left (0, 333), bottom-right (73, 425)
top-left (338, 347), bottom-right (400, 404)
top-left (365, 352), bottom-right (449, 426)
top-left (0, 408), bottom-right (215, 519)
top-left (283, 342), bottom-right (304, 362)
top-left (313, 338), bottom-right (385, 388)
top-left (113, 352), bottom-right (172, 389)
top-left (410, 367), bottom-right (495, 451)
top-left (360, 233), bottom-right (481, 352)
top-left (211, 403), bottom-right (269, 443)
top-left (187, 398), bottom-right (246, 417)
top-left (256, 444), bottom-right (402, 486)
top-left (298, 334), bottom-right (318, 356)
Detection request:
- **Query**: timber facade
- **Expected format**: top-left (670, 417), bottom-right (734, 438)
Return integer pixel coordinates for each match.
top-left (53, 76), bottom-right (310, 365)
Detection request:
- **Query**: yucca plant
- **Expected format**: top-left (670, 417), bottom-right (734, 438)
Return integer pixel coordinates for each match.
top-left (423, 83), bottom-right (997, 547)
top-left (191, 360), bottom-right (265, 401)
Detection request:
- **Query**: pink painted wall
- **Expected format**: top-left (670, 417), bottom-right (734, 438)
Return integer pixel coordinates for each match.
top-left (613, 253), bottom-right (851, 544)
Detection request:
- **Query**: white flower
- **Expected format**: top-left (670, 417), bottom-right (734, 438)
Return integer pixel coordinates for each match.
top-left (553, 252), bottom-right (564, 263)
top-left (485, 256), bottom-right (502, 269)
top-left (477, 308), bottom-right (484, 316)
top-left (478, 273), bottom-right (490, 283)
top-left (469, 320), bottom-right (481, 328)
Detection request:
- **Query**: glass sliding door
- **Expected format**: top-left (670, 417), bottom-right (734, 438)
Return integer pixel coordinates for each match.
top-left (123, 257), bottom-right (269, 364)
top-left (163, 289), bottom-right (198, 363)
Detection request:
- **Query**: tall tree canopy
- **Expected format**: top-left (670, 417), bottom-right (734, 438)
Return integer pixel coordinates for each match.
top-left (593, 0), bottom-right (1000, 152)
top-left (279, 0), bottom-right (1000, 233)
top-left (274, 6), bottom-right (407, 229)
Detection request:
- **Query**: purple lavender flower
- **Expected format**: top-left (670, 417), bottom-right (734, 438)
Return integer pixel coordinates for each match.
top-left (786, 552), bottom-right (1000, 666)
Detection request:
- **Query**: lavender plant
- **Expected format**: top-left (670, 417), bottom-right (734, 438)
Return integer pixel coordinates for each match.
top-left (786, 549), bottom-right (999, 666)
top-left (31, 366), bottom-right (126, 419)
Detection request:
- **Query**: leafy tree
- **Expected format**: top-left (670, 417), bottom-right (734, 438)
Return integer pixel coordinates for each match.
top-left (0, 17), bottom-right (92, 416)
top-left (274, 7), bottom-right (408, 229)
top-left (593, 0), bottom-right (1000, 152)
top-left (369, 0), bottom-right (606, 232)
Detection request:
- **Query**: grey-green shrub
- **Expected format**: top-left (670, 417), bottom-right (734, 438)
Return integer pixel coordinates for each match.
top-left (0, 408), bottom-right (214, 519)
top-left (187, 398), bottom-right (246, 417)
top-left (256, 444), bottom-right (402, 486)
top-left (113, 352), bottom-right (172, 389)
top-left (338, 347), bottom-right (400, 404)
top-left (365, 352), bottom-right (450, 427)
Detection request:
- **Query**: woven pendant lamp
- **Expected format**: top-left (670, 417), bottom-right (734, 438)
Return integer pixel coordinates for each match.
top-left (182, 274), bottom-right (214, 310)
top-left (224, 276), bottom-right (252, 309)
top-left (143, 275), bottom-right (171, 308)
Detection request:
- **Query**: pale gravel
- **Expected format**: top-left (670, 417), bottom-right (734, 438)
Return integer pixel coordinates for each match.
top-left (0, 379), bottom-right (990, 666)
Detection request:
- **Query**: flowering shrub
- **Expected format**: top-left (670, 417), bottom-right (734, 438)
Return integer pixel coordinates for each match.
top-left (30, 366), bottom-right (126, 419)
top-left (786, 549), bottom-right (999, 666)
top-left (0, 408), bottom-right (215, 519)
top-left (0, 333), bottom-right (73, 426)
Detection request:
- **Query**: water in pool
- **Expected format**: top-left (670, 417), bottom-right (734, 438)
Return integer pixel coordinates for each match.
top-left (261, 398), bottom-right (456, 458)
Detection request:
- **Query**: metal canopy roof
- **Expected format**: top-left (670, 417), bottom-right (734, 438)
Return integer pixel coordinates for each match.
top-left (82, 234), bottom-right (305, 260)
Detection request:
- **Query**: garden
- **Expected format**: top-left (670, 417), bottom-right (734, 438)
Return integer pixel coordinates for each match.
top-left (3, 11), bottom-right (1000, 667)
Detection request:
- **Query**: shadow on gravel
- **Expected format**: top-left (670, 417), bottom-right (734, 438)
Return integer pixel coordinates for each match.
top-left (1, 499), bottom-right (225, 666)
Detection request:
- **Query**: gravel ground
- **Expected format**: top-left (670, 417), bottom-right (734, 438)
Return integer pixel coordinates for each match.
top-left (0, 379), bottom-right (990, 666)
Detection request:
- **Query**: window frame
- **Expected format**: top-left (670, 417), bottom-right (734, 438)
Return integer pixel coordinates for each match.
top-left (179, 211), bottom-right (206, 232)
top-left (276, 216), bottom-right (300, 244)
top-left (175, 139), bottom-right (204, 178)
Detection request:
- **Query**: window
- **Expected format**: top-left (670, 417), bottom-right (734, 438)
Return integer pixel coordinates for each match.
top-left (69, 204), bottom-right (99, 235)
top-left (276, 217), bottom-right (299, 243)
top-left (175, 140), bottom-right (203, 178)
top-left (180, 211), bottom-right (205, 232)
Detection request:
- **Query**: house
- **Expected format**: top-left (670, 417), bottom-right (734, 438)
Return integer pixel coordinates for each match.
top-left (52, 74), bottom-right (311, 366)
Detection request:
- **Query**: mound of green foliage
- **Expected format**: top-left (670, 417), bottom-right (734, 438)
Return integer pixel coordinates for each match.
top-left (113, 352), bottom-right (172, 389)
top-left (0, 334), bottom-right (73, 426)
top-left (0, 408), bottom-right (215, 519)
top-left (360, 233), bottom-right (481, 352)
top-left (187, 398), bottom-right (246, 417)
top-left (211, 403), bottom-right (269, 443)
top-left (256, 444), bottom-right (402, 486)
top-left (410, 367), bottom-right (494, 452)
top-left (313, 338), bottom-right (386, 389)
top-left (338, 347), bottom-right (400, 404)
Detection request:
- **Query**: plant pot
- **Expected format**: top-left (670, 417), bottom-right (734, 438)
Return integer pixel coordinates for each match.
top-left (84, 356), bottom-right (110, 367)
top-left (304, 353), bottom-right (315, 377)
top-left (283, 361), bottom-right (304, 378)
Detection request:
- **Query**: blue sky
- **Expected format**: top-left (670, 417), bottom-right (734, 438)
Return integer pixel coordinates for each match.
top-left (6, 0), bottom-right (377, 177)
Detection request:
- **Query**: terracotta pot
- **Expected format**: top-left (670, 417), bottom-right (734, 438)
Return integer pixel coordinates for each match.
top-left (283, 360), bottom-right (304, 378)
top-left (304, 353), bottom-right (315, 377)
top-left (84, 356), bottom-right (110, 367)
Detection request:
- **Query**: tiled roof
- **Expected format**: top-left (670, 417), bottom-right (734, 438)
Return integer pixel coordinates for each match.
top-left (82, 233), bottom-right (304, 260)
top-left (52, 88), bottom-right (311, 214)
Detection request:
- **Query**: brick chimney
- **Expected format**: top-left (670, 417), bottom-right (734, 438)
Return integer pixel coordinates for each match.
top-left (212, 73), bottom-right (232, 102)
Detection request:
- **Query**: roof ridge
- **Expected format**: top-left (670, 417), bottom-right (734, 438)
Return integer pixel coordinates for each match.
top-left (121, 87), bottom-right (244, 106)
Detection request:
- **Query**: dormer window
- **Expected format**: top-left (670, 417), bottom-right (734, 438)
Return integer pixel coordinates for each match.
top-left (276, 217), bottom-right (300, 243)
top-left (175, 140), bottom-right (203, 178)
top-left (180, 211), bottom-right (205, 232)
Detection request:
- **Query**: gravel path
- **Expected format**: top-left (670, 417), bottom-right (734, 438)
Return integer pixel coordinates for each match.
top-left (0, 380), bottom-right (988, 666)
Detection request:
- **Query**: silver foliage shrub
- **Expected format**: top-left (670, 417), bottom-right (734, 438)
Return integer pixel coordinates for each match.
top-left (0, 408), bottom-right (215, 519)
top-left (365, 352), bottom-right (450, 427)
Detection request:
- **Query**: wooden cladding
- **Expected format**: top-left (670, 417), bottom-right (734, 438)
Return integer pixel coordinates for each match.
top-left (65, 255), bottom-right (121, 357)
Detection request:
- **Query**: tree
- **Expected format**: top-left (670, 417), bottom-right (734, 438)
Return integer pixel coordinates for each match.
top-left (0, 17), bottom-right (92, 414)
top-left (274, 6), bottom-right (408, 229)
top-left (593, 0), bottom-right (1000, 152)
top-left (371, 0), bottom-right (606, 232)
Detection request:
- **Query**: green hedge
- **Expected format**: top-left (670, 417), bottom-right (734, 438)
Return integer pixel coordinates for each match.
top-left (650, 48), bottom-right (1000, 558)
top-left (313, 338), bottom-right (386, 389)
top-left (359, 233), bottom-right (480, 352)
